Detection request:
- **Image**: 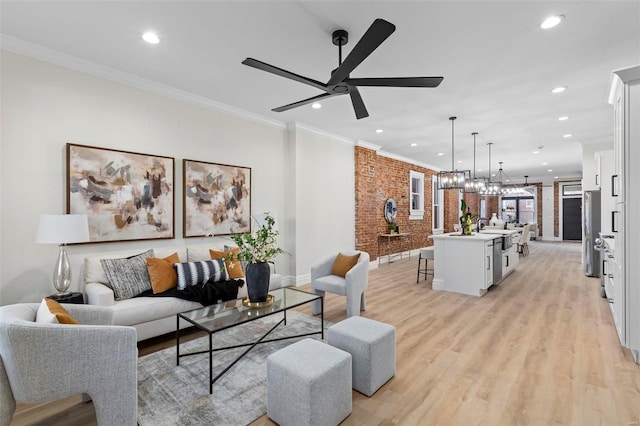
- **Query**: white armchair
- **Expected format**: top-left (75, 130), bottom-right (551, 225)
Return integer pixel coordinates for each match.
top-left (0, 303), bottom-right (138, 426)
top-left (311, 251), bottom-right (370, 317)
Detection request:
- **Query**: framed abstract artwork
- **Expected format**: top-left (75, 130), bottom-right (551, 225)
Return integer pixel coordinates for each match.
top-left (66, 143), bottom-right (175, 243)
top-left (183, 159), bottom-right (251, 237)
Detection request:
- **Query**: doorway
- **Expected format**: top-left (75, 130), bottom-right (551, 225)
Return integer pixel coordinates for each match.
top-left (563, 198), bottom-right (582, 240)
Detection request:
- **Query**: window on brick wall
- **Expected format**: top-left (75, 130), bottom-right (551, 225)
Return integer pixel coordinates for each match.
top-left (410, 171), bottom-right (424, 220)
top-left (432, 175), bottom-right (444, 230)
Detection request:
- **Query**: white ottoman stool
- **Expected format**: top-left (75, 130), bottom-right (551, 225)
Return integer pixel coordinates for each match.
top-left (328, 316), bottom-right (396, 396)
top-left (267, 338), bottom-right (352, 426)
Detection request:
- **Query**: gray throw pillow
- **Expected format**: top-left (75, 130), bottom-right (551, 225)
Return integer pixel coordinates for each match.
top-left (100, 249), bottom-right (154, 300)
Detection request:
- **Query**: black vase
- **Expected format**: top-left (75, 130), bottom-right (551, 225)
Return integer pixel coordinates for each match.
top-left (245, 261), bottom-right (271, 302)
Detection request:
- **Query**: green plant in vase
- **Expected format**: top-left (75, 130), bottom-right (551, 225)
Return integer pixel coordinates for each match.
top-left (459, 199), bottom-right (477, 235)
top-left (229, 214), bottom-right (285, 303)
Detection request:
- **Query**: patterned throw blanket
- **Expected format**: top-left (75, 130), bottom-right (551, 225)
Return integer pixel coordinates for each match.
top-left (137, 278), bottom-right (244, 306)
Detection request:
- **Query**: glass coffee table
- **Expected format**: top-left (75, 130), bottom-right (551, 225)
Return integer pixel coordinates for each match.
top-left (176, 287), bottom-right (323, 394)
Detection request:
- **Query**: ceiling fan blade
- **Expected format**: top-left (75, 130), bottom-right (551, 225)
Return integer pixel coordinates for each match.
top-left (242, 58), bottom-right (328, 91)
top-left (272, 92), bottom-right (342, 113)
top-left (345, 76), bottom-right (444, 88)
top-left (349, 87), bottom-right (369, 119)
top-left (327, 19), bottom-right (396, 87)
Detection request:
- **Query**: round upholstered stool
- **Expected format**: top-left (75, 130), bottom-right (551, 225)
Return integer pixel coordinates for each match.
top-left (416, 247), bottom-right (434, 283)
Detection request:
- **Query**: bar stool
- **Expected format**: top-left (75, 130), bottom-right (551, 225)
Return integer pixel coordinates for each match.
top-left (416, 247), bottom-right (434, 283)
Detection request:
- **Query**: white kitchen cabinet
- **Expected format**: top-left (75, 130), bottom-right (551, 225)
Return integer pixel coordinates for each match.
top-left (484, 240), bottom-right (494, 289)
top-left (502, 244), bottom-right (518, 278)
top-left (607, 65), bottom-right (640, 363)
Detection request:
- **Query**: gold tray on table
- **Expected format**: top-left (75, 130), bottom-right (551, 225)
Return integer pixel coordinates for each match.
top-left (241, 294), bottom-right (274, 308)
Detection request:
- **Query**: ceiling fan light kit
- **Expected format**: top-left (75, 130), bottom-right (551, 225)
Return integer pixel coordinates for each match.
top-left (242, 18), bottom-right (443, 120)
top-left (437, 116), bottom-right (470, 190)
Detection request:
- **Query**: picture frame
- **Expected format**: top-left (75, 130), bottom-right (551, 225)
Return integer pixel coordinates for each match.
top-left (66, 143), bottom-right (175, 243)
top-left (183, 159), bottom-right (251, 237)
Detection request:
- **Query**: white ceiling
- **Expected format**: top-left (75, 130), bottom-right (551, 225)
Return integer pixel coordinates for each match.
top-left (2, 1), bottom-right (639, 184)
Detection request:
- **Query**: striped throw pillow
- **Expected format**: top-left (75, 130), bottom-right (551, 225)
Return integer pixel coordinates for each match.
top-left (174, 259), bottom-right (228, 290)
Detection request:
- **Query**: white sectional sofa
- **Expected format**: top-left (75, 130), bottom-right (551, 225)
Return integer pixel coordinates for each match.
top-left (83, 244), bottom-right (282, 341)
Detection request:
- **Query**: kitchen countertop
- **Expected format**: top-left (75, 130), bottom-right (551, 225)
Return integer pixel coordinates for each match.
top-left (430, 229), bottom-right (520, 241)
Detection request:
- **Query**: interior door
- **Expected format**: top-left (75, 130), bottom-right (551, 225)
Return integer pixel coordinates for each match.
top-left (563, 198), bottom-right (582, 240)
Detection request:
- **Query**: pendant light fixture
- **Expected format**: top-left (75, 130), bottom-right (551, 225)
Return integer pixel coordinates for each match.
top-left (437, 116), bottom-right (470, 190)
top-left (463, 132), bottom-right (488, 193)
top-left (479, 142), bottom-right (501, 196)
top-left (496, 162), bottom-right (526, 195)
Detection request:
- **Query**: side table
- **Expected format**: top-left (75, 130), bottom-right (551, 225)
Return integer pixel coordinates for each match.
top-left (47, 292), bottom-right (85, 304)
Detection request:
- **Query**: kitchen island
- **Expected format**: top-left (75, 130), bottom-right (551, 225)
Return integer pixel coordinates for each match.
top-left (429, 230), bottom-right (520, 297)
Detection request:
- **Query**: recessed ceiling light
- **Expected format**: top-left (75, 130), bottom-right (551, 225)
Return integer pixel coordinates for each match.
top-left (311, 103), bottom-right (322, 109)
top-left (437, 152), bottom-right (444, 156)
top-left (533, 150), bottom-right (540, 154)
top-left (542, 162), bottom-right (548, 165)
top-left (457, 160), bottom-right (462, 164)
top-left (563, 134), bottom-right (572, 138)
top-left (541, 15), bottom-right (565, 29)
top-left (142, 31), bottom-right (160, 44)
top-left (375, 129), bottom-right (383, 133)
top-left (548, 169), bottom-right (553, 172)
top-left (554, 176), bottom-right (559, 179)
top-left (410, 143), bottom-right (417, 147)
top-left (505, 179), bottom-right (511, 182)
top-left (558, 116), bottom-right (570, 121)
top-left (477, 169), bottom-right (482, 172)
top-left (551, 86), bottom-right (567, 94)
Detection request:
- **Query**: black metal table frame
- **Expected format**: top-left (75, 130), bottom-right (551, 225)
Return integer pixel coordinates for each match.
top-left (176, 290), bottom-right (324, 394)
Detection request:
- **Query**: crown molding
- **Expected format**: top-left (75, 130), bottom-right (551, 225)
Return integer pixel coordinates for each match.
top-left (376, 150), bottom-right (441, 172)
top-left (292, 122), bottom-right (354, 146)
top-left (354, 140), bottom-right (381, 151)
top-left (1, 35), bottom-right (286, 130)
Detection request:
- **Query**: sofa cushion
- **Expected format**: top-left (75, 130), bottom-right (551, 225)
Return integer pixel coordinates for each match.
top-left (84, 248), bottom-right (187, 286)
top-left (187, 245), bottom-right (225, 262)
top-left (210, 249), bottom-right (245, 279)
top-left (36, 298), bottom-right (79, 324)
top-left (100, 250), bottom-right (154, 300)
top-left (146, 252), bottom-right (181, 294)
top-left (109, 296), bottom-right (203, 326)
top-left (174, 259), bottom-right (228, 290)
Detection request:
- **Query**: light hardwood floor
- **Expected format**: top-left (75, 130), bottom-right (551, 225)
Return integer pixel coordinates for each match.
top-left (12, 241), bottom-right (640, 425)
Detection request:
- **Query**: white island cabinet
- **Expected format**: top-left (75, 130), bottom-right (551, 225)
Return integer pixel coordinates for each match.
top-left (429, 230), bottom-right (520, 297)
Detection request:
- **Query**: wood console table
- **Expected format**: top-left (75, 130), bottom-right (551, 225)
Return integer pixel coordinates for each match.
top-left (378, 232), bottom-right (411, 265)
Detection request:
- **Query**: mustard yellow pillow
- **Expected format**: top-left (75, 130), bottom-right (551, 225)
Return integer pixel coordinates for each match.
top-left (146, 252), bottom-right (180, 294)
top-left (36, 298), bottom-right (79, 325)
top-left (210, 249), bottom-right (245, 279)
top-left (331, 253), bottom-right (361, 277)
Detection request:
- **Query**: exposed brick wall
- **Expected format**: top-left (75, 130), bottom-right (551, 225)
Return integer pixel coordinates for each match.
top-left (355, 146), bottom-right (444, 261)
top-left (354, 145), bottom-right (553, 258)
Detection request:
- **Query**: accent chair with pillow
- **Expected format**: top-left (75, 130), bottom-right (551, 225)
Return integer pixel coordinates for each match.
top-left (0, 302), bottom-right (137, 426)
top-left (311, 251), bottom-right (370, 318)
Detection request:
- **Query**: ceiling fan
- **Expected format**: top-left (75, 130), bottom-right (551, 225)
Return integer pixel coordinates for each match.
top-left (242, 18), bottom-right (443, 120)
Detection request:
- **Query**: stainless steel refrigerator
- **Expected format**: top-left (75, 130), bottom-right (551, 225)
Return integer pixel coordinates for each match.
top-left (584, 190), bottom-right (601, 277)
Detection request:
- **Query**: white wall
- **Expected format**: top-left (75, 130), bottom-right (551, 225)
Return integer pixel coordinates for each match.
top-left (292, 125), bottom-right (356, 285)
top-left (0, 51), bottom-right (354, 304)
top-left (542, 185), bottom-right (555, 241)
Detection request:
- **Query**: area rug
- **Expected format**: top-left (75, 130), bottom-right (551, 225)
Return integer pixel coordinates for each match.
top-left (137, 310), bottom-right (331, 426)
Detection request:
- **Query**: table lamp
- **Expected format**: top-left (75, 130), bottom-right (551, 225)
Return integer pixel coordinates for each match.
top-left (36, 214), bottom-right (90, 295)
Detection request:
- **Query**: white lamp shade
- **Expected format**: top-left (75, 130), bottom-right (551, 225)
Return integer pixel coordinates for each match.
top-left (36, 214), bottom-right (90, 244)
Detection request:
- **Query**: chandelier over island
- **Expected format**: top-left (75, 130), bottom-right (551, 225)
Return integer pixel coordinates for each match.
top-left (463, 132), bottom-right (488, 193)
top-left (437, 116), bottom-right (470, 190)
top-left (479, 142), bottom-right (502, 196)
